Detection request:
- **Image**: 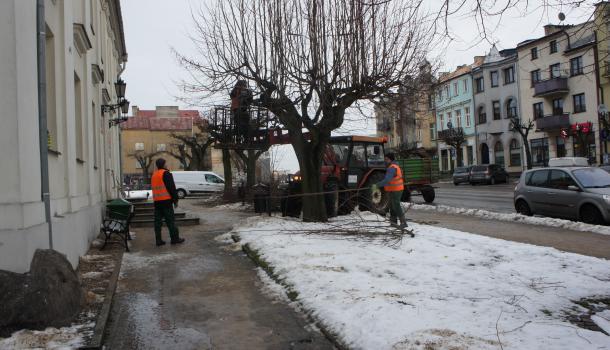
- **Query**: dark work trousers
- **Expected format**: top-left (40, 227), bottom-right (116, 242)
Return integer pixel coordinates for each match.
top-left (154, 201), bottom-right (180, 243)
top-left (388, 190), bottom-right (404, 223)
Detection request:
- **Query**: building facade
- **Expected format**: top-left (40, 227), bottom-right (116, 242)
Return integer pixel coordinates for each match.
top-left (0, 0), bottom-right (127, 272)
top-left (435, 64), bottom-right (478, 172)
top-left (517, 22), bottom-right (601, 167)
top-left (473, 46), bottom-right (524, 172)
top-left (595, 2), bottom-right (610, 164)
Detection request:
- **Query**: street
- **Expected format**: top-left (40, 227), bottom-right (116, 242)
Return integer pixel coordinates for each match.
top-left (412, 181), bottom-right (516, 213)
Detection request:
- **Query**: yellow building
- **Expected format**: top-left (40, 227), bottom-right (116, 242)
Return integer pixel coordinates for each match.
top-left (121, 106), bottom-right (211, 185)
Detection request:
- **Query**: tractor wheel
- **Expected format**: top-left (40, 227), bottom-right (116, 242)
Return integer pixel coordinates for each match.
top-left (280, 189), bottom-right (302, 218)
top-left (421, 186), bottom-right (435, 203)
top-left (401, 189), bottom-right (412, 202)
top-left (338, 191), bottom-right (356, 215)
top-left (360, 172), bottom-right (389, 215)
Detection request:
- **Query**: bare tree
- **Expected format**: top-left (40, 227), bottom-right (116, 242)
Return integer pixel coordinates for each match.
top-left (509, 117), bottom-right (535, 170)
top-left (177, 0), bottom-right (436, 221)
top-left (129, 150), bottom-right (161, 183)
top-left (439, 127), bottom-right (466, 167)
top-left (167, 121), bottom-right (214, 171)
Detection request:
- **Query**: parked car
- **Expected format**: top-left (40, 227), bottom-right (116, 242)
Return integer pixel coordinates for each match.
top-left (452, 166), bottom-right (471, 185)
top-left (599, 164), bottom-right (610, 174)
top-left (172, 171), bottom-right (225, 198)
top-left (514, 166), bottom-right (610, 225)
top-left (469, 164), bottom-right (509, 185)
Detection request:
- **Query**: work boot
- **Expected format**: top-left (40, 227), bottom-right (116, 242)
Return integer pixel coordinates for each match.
top-left (171, 238), bottom-right (185, 245)
top-left (389, 217), bottom-right (398, 227)
top-left (156, 240), bottom-right (166, 247)
top-left (398, 216), bottom-right (408, 229)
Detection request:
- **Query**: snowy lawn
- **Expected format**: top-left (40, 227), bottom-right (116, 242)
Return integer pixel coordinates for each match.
top-left (407, 203), bottom-right (610, 236)
top-left (231, 213), bottom-right (610, 350)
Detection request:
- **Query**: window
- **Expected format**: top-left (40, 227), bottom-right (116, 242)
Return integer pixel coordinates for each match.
top-left (92, 101), bottom-right (98, 167)
top-left (556, 136), bottom-right (566, 157)
top-left (533, 102), bottom-right (544, 119)
top-left (74, 72), bottom-right (85, 161)
top-left (527, 170), bottom-right (549, 187)
top-left (552, 98), bottom-right (563, 115)
top-left (46, 28), bottom-right (58, 151)
top-left (550, 40), bottom-right (558, 54)
top-left (456, 110), bottom-right (462, 128)
top-left (463, 79), bottom-right (468, 92)
top-left (573, 93), bottom-right (586, 113)
top-left (135, 160), bottom-right (142, 169)
top-left (570, 56), bottom-right (583, 76)
top-left (465, 107), bottom-right (471, 127)
top-left (349, 144), bottom-right (366, 167)
top-left (429, 122), bottom-right (436, 140)
top-left (454, 82), bottom-right (459, 96)
top-left (445, 85), bottom-right (450, 98)
top-left (492, 101), bottom-right (501, 120)
top-left (530, 70), bottom-right (541, 87)
top-left (440, 114), bottom-right (444, 130)
top-left (205, 174), bottom-right (224, 184)
top-left (156, 143), bottom-right (166, 152)
top-left (135, 142), bottom-right (144, 150)
top-left (549, 170), bottom-right (577, 190)
top-left (573, 133), bottom-right (596, 162)
top-left (494, 142), bottom-right (504, 166)
top-left (447, 112), bottom-right (452, 128)
top-left (475, 77), bottom-right (484, 93)
top-left (478, 106), bottom-right (487, 124)
top-left (428, 94), bottom-right (433, 109)
top-left (490, 71), bottom-right (499, 87)
top-left (550, 63), bottom-right (561, 78)
top-left (437, 90), bottom-right (443, 101)
top-left (510, 139), bottom-right (521, 166)
top-left (506, 99), bottom-right (517, 119)
top-left (530, 138), bottom-right (549, 167)
top-left (531, 47), bottom-right (538, 60)
top-left (503, 66), bottom-right (515, 84)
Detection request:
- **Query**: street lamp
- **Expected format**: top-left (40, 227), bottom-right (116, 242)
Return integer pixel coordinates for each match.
top-left (115, 79), bottom-right (126, 99)
top-left (102, 79), bottom-right (130, 127)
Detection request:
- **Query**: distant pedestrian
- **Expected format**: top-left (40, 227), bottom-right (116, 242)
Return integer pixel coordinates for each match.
top-left (373, 153), bottom-right (407, 229)
top-left (151, 158), bottom-right (185, 246)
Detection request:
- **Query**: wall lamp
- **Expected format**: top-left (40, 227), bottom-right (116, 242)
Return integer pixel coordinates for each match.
top-left (102, 79), bottom-right (130, 127)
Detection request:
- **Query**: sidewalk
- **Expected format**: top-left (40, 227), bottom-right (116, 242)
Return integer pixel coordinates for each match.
top-left (407, 208), bottom-right (610, 259)
top-left (103, 205), bottom-right (333, 350)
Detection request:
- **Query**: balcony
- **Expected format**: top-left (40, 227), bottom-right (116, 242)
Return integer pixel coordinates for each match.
top-left (535, 113), bottom-right (570, 131)
top-left (437, 127), bottom-right (464, 140)
top-left (533, 77), bottom-right (569, 97)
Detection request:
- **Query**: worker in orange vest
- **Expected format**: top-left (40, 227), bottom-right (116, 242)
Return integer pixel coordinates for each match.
top-left (151, 158), bottom-right (184, 246)
top-left (372, 153), bottom-right (407, 229)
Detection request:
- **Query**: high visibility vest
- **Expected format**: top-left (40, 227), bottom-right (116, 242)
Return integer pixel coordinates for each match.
top-left (384, 163), bottom-right (404, 192)
top-left (151, 169), bottom-right (172, 201)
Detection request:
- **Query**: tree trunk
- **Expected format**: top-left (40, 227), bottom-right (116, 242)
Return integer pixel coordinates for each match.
top-left (142, 167), bottom-right (150, 184)
top-left (293, 136), bottom-right (328, 222)
top-left (455, 145), bottom-right (463, 167)
top-left (246, 149), bottom-right (256, 189)
top-left (222, 148), bottom-right (233, 193)
top-left (523, 142), bottom-right (533, 170)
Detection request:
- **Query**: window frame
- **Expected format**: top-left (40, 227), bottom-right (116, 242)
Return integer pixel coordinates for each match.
top-left (549, 63), bottom-right (561, 79)
top-left (573, 93), bottom-right (586, 113)
top-left (533, 102), bottom-right (544, 120)
top-left (490, 70), bottom-right (499, 87)
top-left (475, 77), bottom-right (485, 93)
top-left (492, 101), bottom-right (501, 120)
top-left (552, 98), bottom-right (564, 115)
top-left (550, 40), bottom-right (558, 54)
top-left (570, 56), bottom-right (583, 76)
top-left (527, 170), bottom-right (550, 187)
top-left (503, 66), bottom-right (515, 84)
top-left (530, 69), bottom-right (541, 87)
top-left (506, 99), bottom-right (518, 119)
top-left (531, 47), bottom-right (538, 60)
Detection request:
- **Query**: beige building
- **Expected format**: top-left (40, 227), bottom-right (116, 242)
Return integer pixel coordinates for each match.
top-left (0, 0), bottom-right (126, 272)
top-left (595, 2), bottom-right (610, 163)
top-left (517, 22), bottom-right (600, 166)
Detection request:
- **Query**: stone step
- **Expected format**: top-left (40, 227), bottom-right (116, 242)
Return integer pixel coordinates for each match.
top-left (133, 212), bottom-right (186, 219)
top-left (130, 217), bottom-right (200, 228)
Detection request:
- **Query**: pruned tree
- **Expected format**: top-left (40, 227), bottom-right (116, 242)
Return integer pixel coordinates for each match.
top-left (177, 0), bottom-right (436, 221)
top-left (129, 150), bottom-right (161, 183)
top-left (510, 117), bottom-right (534, 169)
top-left (166, 119), bottom-right (214, 171)
top-left (439, 127), bottom-right (466, 167)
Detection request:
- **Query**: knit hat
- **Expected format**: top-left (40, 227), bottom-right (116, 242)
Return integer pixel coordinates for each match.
top-left (385, 153), bottom-right (395, 161)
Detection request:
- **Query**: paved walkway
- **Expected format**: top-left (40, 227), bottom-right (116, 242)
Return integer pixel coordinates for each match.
top-left (408, 209), bottom-right (610, 259)
top-left (103, 203), bottom-right (333, 350)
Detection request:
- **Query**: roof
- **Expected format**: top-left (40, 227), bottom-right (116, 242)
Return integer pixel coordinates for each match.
top-left (121, 117), bottom-right (195, 131)
top-left (438, 65), bottom-right (472, 84)
top-left (132, 109), bottom-right (199, 118)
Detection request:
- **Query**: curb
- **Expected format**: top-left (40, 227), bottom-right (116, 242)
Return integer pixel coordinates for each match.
top-left (239, 241), bottom-right (350, 350)
top-left (80, 250), bottom-right (124, 350)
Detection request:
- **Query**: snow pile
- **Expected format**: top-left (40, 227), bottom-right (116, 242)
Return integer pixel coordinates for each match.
top-left (233, 213), bottom-right (610, 349)
top-left (592, 310), bottom-right (610, 335)
top-left (407, 203), bottom-right (610, 235)
top-left (255, 268), bottom-right (291, 304)
top-left (0, 322), bottom-right (94, 350)
top-left (213, 202), bottom-right (252, 210)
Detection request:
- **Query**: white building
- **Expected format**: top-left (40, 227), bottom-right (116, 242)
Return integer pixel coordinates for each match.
top-left (0, 0), bottom-right (127, 272)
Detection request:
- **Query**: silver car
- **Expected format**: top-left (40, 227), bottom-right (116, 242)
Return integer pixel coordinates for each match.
top-left (514, 167), bottom-right (610, 225)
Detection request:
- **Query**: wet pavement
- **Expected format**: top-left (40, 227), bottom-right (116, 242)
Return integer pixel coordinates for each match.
top-left (103, 202), bottom-right (334, 350)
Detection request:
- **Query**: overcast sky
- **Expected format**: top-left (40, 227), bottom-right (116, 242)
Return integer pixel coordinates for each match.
top-left (121, 0), bottom-right (594, 172)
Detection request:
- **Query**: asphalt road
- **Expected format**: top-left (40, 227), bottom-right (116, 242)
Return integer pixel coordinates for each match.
top-left (412, 181), bottom-right (516, 213)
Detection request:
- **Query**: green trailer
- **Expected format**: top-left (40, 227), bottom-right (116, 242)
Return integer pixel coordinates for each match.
top-left (395, 158), bottom-right (439, 203)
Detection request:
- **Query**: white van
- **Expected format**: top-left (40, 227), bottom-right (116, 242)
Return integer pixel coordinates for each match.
top-left (171, 171), bottom-right (225, 198)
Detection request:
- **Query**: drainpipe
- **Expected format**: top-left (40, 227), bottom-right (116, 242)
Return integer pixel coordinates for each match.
top-left (37, 0), bottom-right (53, 249)
top-left (116, 61), bottom-right (127, 197)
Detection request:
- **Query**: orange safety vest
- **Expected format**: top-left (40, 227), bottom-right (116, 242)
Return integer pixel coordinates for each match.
top-left (151, 169), bottom-right (172, 201)
top-left (384, 163), bottom-right (404, 192)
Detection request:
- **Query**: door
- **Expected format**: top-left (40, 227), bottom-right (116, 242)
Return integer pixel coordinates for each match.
top-left (205, 174), bottom-right (225, 192)
top-left (525, 169), bottom-right (551, 215)
top-left (481, 143), bottom-right (490, 164)
top-left (546, 169), bottom-right (580, 219)
top-left (190, 174), bottom-right (207, 192)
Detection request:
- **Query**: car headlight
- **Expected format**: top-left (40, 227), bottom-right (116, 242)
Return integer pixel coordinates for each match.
top-left (603, 195), bottom-right (610, 205)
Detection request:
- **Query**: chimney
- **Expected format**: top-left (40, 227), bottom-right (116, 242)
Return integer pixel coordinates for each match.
top-left (473, 56), bottom-right (485, 66)
top-left (544, 24), bottom-right (564, 35)
top-left (131, 105), bottom-right (139, 117)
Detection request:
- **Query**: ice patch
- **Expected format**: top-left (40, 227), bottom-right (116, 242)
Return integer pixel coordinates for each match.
top-left (0, 322), bottom-right (94, 350)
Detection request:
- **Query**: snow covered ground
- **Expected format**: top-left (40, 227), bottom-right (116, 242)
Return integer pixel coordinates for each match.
top-left (0, 322), bottom-right (93, 350)
top-left (230, 213), bottom-right (610, 349)
top-left (407, 203), bottom-right (610, 236)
